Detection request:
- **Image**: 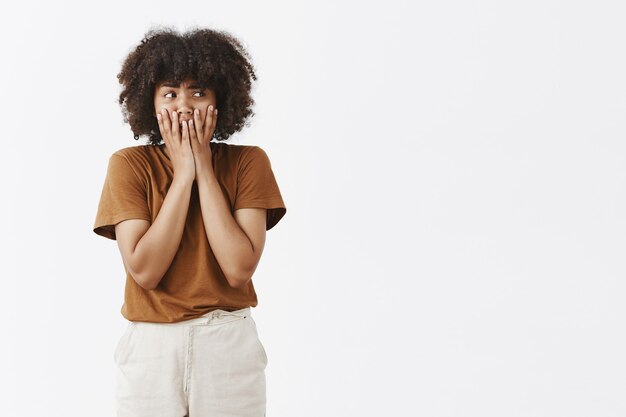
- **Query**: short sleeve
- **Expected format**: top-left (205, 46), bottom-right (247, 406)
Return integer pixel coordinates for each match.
top-left (93, 154), bottom-right (151, 240)
top-left (234, 146), bottom-right (287, 231)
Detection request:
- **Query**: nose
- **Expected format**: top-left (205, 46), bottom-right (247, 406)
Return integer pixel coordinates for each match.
top-left (176, 97), bottom-right (194, 120)
top-left (177, 109), bottom-right (193, 121)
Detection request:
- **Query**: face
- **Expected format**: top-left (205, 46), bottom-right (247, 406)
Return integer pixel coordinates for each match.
top-left (153, 76), bottom-right (217, 128)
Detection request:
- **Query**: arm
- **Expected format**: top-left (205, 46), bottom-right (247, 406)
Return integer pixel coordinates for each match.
top-left (195, 165), bottom-right (267, 288)
top-left (115, 177), bottom-right (194, 290)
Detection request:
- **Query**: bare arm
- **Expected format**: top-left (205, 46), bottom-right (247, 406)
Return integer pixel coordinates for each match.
top-left (115, 177), bottom-right (194, 290)
top-left (195, 165), bottom-right (267, 288)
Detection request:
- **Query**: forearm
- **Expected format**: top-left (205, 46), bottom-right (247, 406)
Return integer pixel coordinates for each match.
top-left (196, 166), bottom-right (255, 288)
top-left (133, 176), bottom-right (193, 289)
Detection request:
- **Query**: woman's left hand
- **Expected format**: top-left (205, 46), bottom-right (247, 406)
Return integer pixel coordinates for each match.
top-left (187, 104), bottom-right (218, 176)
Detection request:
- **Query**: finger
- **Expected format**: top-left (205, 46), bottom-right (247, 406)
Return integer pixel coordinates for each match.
top-left (162, 108), bottom-right (171, 134)
top-left (193, 109), bottom-right (202, 142)
top-left (189, 119), bottom-right (197, 143)
top-left (203, 105), bottom-right (214, 139)
top-left (158, 108), bottom-right (170, 146)
top-left (181, 120), bottom-right (190, 145)
top-left (171, 111), bottom-right (181, 143)
top-left (156, 112), bottom-right (165, 140)
top-left (207, 106), bottom-right (218, 140)
top-left (211, 107), bottom-right (218, 131)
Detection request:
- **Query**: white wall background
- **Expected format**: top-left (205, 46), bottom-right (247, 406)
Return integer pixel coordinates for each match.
top-left (1, 0), bottom-right (624, 416)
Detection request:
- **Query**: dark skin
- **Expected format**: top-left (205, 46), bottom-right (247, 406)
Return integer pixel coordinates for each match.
top-left (153, 77), bottom-right (218, 182)
top-left (152, 76), bottom-right (267, 288)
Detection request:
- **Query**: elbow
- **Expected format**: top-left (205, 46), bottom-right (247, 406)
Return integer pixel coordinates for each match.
top-left (128, 257), bottom-right (159, 290)
top-left (140, 275), bottom-right (160, 290)
top-left (131, 270), bottom-right (159, 291)
top-left (138, 279), bottom-right (158, 291)
top-left (227, 268), bottom-right (253, 289)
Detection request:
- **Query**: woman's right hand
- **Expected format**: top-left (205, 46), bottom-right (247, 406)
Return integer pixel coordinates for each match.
top-left (156, 108), bottom-right (196, 184)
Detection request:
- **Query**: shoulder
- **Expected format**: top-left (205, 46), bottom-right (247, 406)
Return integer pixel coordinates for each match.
top-left (214, 142), bottom-right (269, 167)
top-left (214, 142), bottom-right (261, 156)
top-left (105, 145), bottom-right (159, 181)
top-left (232, 144), bottom-right (270, 164)
top-left (110, 144), bottom-right (154, 161)
top-left (108, 145), bottom-right (162, 174)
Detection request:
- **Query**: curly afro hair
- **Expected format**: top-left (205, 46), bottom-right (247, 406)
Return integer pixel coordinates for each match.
top-left (117, 25), bottom-right (258, 145)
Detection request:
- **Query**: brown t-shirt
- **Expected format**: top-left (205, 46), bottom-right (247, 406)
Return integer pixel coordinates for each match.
top-left (93, 142), bottom-right (287, 323)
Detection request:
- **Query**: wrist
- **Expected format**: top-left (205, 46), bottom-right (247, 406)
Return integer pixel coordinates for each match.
top-left (196, 163), bottom-right (215, 178)
top-left (172, 174), bottom-right (195, 188)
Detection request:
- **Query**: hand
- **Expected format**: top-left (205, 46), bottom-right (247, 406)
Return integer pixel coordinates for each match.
top-left (187, 104), bottom-right (218, 176)
top-left (157, 108), bottom-right (196, 184)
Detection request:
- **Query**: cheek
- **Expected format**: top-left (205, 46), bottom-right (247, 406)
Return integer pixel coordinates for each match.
top-left (155, 104), bottom-right (171, 117)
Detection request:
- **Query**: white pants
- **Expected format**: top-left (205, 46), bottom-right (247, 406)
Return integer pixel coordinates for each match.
top-left (113, 307), bottom-right (267, 417)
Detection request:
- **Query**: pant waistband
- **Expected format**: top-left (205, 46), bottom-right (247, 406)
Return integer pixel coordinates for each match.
top-left (132, 307), bottom-right (252, 327)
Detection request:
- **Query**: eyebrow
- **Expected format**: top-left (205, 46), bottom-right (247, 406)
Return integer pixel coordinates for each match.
top-left (160, 81), bottom-right (205, 89)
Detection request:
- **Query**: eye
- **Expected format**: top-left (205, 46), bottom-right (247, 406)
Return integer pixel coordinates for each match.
top-left (164, 91), bottom-right (205, 98)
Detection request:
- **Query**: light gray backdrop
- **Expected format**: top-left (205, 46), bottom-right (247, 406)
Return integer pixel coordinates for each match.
top-left (1, 0), bottom-right (624, 416)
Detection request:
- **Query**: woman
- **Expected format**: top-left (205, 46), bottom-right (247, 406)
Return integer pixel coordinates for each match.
top-left (93, 25), bottom-right (287, 417)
